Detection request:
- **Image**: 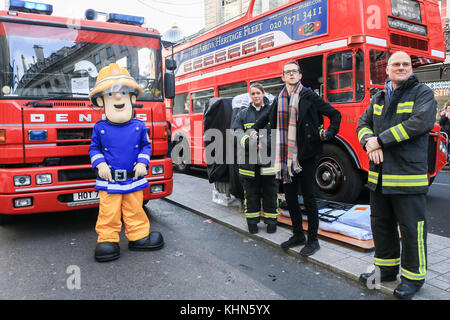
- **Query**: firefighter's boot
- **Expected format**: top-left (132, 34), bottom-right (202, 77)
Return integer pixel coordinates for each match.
top-left (128, 231), bottom-right (164, 251)
top-left (95, 242), bottom-right (120, 262)
top-left (394, 278), bottom-right (423, 300)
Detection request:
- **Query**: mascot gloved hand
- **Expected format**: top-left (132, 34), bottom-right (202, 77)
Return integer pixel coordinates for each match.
top-left (88, 63), bottom-right (164, 262)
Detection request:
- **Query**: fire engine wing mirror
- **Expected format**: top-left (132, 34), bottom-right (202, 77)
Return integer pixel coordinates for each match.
top-left (166, 58), bottom-right (177, 71)
top-left (164, 72), bottom-right (175, 99)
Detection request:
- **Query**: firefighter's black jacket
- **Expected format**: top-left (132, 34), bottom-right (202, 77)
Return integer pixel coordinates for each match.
top-left (356, 74), bottom-right (436, 194)
top-left (232, 98), bottom-right (273, 175)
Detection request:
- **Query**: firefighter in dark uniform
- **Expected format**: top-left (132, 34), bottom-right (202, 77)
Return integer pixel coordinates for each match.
top-left (357, 51), bottom-right (436, 299)
top-left (232, 83), bottom-right (279, 234)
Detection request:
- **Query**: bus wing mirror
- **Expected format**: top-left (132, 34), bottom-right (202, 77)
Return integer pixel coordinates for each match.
top-left (166, 58), bottom-right (177, 71)
top-left (164, 72), bottom-right (175, 99)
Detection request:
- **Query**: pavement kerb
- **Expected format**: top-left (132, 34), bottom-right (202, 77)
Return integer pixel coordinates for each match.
top-left (162, 197), bottom-right (396, 297)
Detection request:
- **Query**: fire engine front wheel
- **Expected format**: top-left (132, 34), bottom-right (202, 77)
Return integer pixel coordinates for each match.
top-left (314, 144), bottom-right (363, 203)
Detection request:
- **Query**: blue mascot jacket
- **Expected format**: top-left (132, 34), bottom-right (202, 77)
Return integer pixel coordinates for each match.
top-left (89, 119), bottom-right (151, 194)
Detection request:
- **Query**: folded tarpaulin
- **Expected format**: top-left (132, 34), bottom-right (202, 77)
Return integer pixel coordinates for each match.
top-left (319, 220), bottom-right (373, 241)
top-left (337, 205), bottom-right (371, 232)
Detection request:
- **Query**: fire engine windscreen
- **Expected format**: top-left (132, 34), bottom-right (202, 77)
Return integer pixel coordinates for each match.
top-left (0, 22), bottom-right (162, 100)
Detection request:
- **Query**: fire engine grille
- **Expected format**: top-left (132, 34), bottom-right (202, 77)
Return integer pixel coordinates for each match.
top-left (390, 33), bottom-right (428, 51)
top-left (57, 128), bottom-right (92, 146)
top-left (58, 168), bottom-right (96, 182)
top-left (54, 102), bottom-right (87, 107)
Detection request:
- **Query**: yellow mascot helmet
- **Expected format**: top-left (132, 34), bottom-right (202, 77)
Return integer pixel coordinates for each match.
top-left (89, 63), bottom-right (143, 107)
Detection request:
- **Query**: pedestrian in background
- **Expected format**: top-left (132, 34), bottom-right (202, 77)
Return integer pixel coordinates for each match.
top-left (357, 51), bottom-right (436, 300)
top-left (232, 83), bottom-right (279, 234)
top-left (252, 61), bottom-right (341, 256)
top-left (439, 102), bottom-right (450, 163)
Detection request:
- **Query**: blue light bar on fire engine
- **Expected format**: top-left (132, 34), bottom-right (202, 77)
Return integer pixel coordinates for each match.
top-left (8, 0), bottom-right (53, 15)
top-left (106, 13), bottom-right (145, 26)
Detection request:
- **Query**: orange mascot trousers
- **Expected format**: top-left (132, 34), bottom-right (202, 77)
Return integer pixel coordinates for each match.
top-left (96, 190), bottom-right (150, 243)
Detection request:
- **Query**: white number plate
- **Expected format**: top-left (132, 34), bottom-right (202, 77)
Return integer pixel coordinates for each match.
top-left (73, 191), bottom-right (99, 202)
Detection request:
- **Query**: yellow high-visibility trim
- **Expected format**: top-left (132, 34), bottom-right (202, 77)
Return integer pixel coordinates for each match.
top-left (401, 267), bottom-right (426, 281)
top-left (390, 127), bottom-right (401, 142)
top-left (417, 221), bottom-right (426, 276)
top-left (243, 123), bottom-right (255, 129)
top-left (358, 127), bottom-right (374, 141)
top-left (382, 174), bottom-right (428, 187)
top-left (397, 124), bottom-right (409, 140)
top-left (374, 257), bottom-right (400, 266)
top-left (390, 124), bottom-right (410, 142)
top-left (239, 168), bottom-right (255, 177)
top-left (245, 212), bottom-right (261, 218)
top-left (368, 171), bottom-right (379, 184)
top-left (261, 167), bottom-right (277, 175)
top-left (373, 104), bottom-right (383, 116)
top-left (240, 135), bottom-right (250, 148)
top-left (263, 212), bottom-right (279, 218)
top-left (397, 101), bottom-right (414, 114)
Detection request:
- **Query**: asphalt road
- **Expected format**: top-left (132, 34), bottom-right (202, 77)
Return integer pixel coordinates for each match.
top-left (0, 197), bottom-right (389, 301)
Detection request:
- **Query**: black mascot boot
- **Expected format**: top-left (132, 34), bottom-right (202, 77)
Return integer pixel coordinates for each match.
top-left (128, 231), bottom-right (164, 251)
top-left (95, 242), bottom-right (120, 262)
top-left (394, 278), bottom-right (423, 300)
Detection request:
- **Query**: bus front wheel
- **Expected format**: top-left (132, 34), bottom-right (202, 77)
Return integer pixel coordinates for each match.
top-left (314, 144), bottom-right (362, 203)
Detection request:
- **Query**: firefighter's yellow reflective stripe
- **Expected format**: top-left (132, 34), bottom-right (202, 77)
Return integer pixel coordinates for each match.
top-left (396, 101), bottom-right (414, 114)
top-left (239, 168), bottom-right (255, 177)
top-left (374, 257), bottom-right (400, 266)
top-left (368, 171), bottom-right (379, 184)
top-left (245, 212), bottom-right (261, 218)
top-left (358, 127), bottom-right (374, 141)
top-left (240, 134), bottom-right (250, 148)
top-left (373, 104), bottom-right (384, 115)
top-left (243, 123), bottom-right (255, 129)
top-left (390, 123), bottom-right (410, 142)
top-left (263, 212), bottom-right (279, 219)
top-left (261, 167), bottom-right (277, 175)
top-left (382, 174), bottom-right (428, 187)
top-left (417, 220), bottom-right (426, 277)
top-left (401, 267), bottom-right (426, 281)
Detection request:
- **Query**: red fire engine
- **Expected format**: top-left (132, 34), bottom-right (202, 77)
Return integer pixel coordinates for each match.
top-left (0, 1), bottom-right (175, 224)
top-left (166, 0), bottom-right (448, 202)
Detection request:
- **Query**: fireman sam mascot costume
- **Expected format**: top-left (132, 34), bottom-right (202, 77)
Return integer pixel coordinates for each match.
top-left (89, 63), bottom-right (164, 262)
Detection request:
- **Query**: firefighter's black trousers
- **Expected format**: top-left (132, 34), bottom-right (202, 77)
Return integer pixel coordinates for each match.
top-left (240, 166), bottom-right (279, 225)
top-left (370, 190), bottom-right (427, 284)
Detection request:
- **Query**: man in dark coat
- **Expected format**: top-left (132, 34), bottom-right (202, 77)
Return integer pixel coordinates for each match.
top-left (252, 61), bottom-right (341, 256)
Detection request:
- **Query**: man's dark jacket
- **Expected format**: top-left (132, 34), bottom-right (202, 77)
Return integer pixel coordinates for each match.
top-left (252, 86), bottom-right (341, 161)
top-left (356, 74), bottom-right (436, 194)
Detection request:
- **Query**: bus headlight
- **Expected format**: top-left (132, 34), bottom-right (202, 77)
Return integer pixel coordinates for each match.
top-left (14, 175), bottom-right (31, 186)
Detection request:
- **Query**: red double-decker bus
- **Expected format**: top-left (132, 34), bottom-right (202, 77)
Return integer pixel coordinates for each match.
top-left (167, 0), bottom-right (448, 202)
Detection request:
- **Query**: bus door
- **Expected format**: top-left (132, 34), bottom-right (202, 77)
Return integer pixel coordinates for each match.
top-left (191, 89), bottom-right (215, 166)
top-left (171, 92), bottom-right (191, 170)
top-left (298, 54), bottom-right (324, 97)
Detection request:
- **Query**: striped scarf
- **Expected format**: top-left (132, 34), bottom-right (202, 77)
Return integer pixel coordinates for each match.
top-left (275, 82), bottom-right (303, 183)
